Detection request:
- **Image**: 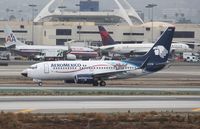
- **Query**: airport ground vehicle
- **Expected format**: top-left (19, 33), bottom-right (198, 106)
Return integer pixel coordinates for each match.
top-left (0, 46), bottom-right (10, 60)
top-left (185, 56), bottom-right (199, 62)
top-left (183, 52), bottom-right (199, 62)
top-left (33, 50), bottom-right (76, 61)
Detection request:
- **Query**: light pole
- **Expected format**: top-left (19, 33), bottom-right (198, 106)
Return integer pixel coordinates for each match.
top-left (6, 9), bottom-right (14, 21)
top-left (76, 3), bottom-right (81, 41)
top-left (29, 4), bottom-right (37, 21)
top-left (6, 8), bottom-right (10, 21)
top-left (145, 4), bottom-right (157, 43)
top-left (29, 4), bottom-right (37, 44)
top-left (145, 7), bottom-right (150, 21)
top-left (18, 10), bottom-right (23, 21)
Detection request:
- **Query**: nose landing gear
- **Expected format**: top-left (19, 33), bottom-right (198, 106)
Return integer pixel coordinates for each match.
top-left (33, 79), bottom-right (43, 86)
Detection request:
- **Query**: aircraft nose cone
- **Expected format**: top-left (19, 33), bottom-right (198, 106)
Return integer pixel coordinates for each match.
top-left (21, 70), bottom-right (28, 77)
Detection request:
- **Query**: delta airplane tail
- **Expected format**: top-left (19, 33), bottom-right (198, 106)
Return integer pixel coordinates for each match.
top-left (128, 26), bottom-right (175, 72)
top-left (4, 25), bottom-right (25, 48)
top-left (98, 26), bottom-right (116, 46)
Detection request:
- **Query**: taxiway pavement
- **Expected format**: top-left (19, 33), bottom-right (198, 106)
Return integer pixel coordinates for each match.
top-left (0, 96), bottom-right (200, 113)
top-left (0, 62), bottom-right (200, 113)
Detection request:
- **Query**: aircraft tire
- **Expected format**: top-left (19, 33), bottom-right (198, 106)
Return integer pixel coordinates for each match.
top-left (38, 82), bottom-right (43, 86)
top-left (100, 81), bottom-right (106, 87)
top-left (93, 81), bottom-right (99, 86)
top-left (130, 51), bottom-right (134, 55)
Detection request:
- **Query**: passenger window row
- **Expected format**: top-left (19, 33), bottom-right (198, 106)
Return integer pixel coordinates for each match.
top-left (52, 66), bottom-right (134, 70)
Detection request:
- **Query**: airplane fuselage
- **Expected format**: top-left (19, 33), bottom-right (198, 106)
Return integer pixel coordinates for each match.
top-left (100, 43), bottom-right (190, 54)
top-left (14, 45), bottom-right (98, 59)
top-left (24, 60), bottom-right (142, 81)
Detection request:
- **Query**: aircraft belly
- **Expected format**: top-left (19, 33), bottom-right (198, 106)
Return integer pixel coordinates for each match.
top-left (12, 50), bottom-right (41, 57)
top-left (51, 72), bottom-right (75, 80)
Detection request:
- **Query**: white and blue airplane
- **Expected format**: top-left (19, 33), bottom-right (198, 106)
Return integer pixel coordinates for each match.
top-left (97, 26), bottom-right (191, 55)
top-left (21, 27), bottom-right (175, 86)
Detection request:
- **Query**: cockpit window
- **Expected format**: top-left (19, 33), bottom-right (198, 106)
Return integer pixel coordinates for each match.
top-left (29, 65), bottom-right (37, 69)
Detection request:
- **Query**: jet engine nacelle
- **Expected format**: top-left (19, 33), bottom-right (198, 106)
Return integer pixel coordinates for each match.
top-left (64, 80), bottom-right (75, 83)
top-left (66, 54), bottom-right (76, 60)
top-left (74, 74), bottom-right (94, 84)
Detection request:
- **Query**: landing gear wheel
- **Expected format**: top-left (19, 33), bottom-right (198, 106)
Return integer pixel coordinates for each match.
top-left (130, 51), bottom-right (134, 56)
top-left (38, 82), bottom-right (43, 86)
top-left (93, 81), bottom-right (99, 86)
top-left (100, 81), bottom-right (106, 87)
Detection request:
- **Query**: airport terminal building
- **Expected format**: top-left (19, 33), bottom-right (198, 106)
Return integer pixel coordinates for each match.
top-left (0, 0), bottom-right (199, 51)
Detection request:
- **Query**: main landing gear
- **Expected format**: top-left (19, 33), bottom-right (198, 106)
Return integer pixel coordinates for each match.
top-left (38, 82), bottom-right (43, 86)
top-left (93, 80), bottom-right (106, 87)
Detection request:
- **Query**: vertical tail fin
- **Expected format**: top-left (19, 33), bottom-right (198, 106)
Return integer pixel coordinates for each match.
top-left (98, 26), bottom-right (116, 46)
top-left (4, 25), bottom-right (25, 48)
top-left (144, 27), bottom-right (175, 63)
top-left (128, 26), bottom-right (175, 72)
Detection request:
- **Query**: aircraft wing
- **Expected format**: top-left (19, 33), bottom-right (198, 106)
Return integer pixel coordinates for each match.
top-left (93, 70), bottom-right (129, 80)
top-left (100, 46), bottom-right (115, 51)
top-left (89, 46), bottom-right (114, 51)
top-left (93, 56), bottom-right (151, 80)
top-left (89, 46), bottom-right (100, 50)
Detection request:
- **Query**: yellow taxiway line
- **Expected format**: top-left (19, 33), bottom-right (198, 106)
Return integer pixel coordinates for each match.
top-left (15, 109), bottom-right (35, 114)
top-left (192, 108), bottom-right (200, 112)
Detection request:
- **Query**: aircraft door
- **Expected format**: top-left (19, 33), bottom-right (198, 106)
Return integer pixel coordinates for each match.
top-left (44, 63), bottom-right (49, 74)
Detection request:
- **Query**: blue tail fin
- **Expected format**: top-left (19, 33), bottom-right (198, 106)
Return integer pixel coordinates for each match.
top-left (128, 27), bottom-right (175, 72)
top-left (98, 26), bottom-right (116, 46)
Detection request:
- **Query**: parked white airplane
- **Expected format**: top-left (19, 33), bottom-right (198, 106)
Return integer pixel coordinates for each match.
top-left (98, 26), bottom-right (191, 55)
top-left (21, 27), bottom-right (175, 86)
top-left (4, 26), bottom-right (98, 60)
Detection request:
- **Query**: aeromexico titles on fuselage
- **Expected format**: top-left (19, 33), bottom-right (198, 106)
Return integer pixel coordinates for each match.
top-left (50, 61), bottom-right (133, 72)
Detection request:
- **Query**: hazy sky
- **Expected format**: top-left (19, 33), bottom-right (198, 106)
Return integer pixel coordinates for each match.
top-left (1, 0), bottom-right (200, 23)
